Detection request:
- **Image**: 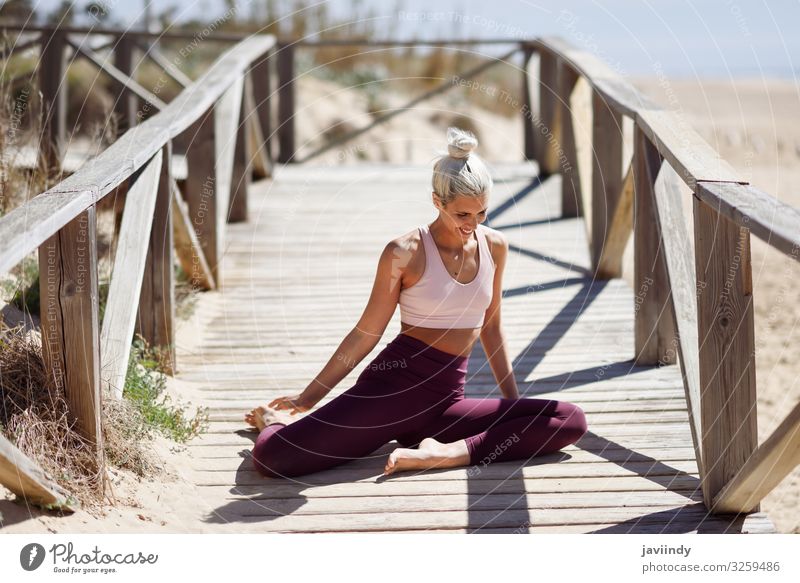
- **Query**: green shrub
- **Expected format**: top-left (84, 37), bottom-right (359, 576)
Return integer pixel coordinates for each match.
top-left (123, 335), bottom-right (208, 443)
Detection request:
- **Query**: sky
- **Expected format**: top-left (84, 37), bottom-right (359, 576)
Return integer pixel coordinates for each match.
top-left (21, 0), bottom-right (800, 78)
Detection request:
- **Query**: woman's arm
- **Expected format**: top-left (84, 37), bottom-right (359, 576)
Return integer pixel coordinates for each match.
top-left (479, 230), bottom-right (520, 399)
top-left (273, 239), bottom-right (409, 412)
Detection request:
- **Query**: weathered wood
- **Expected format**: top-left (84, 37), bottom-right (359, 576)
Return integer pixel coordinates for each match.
top-left (693, 196), bottom-right (758, 512)
top-left (696, 182), bottom-right (800, 263)
top-left (712, 398), bottom-right (800, 513)
top-left (111, 33), bottom-right (139, 131)
top-left (276, 43), bottom-right (295, 163)
top-left (250, 51), bottom-right (273, 169)
top-left (559, 65), bottom-right (582, 218)
top-left (137, 40), bottom-right (192, 88)
top-left (595, 161), bottom-right (633, 278)
top-left (244, 70), bottom-right (272, 179)
top-left (591, 88), bottom-right (624, 272)
top-left (533, 37), bottom-right (660, 118)
top-left (633, 127), bottom-right (677, 365)
top-left (0, 434), bottom-right (74, 511)
top-left (229, 75), bottom-right (252, 222)
top-left (181, 106), bottom-right (221, 286)
top-left (214, 74), bottom-right (244, 227)
top-left (38, 27), bottom-right (66, 172)
top-left (521, 46), bottom-right (538, 160)
top-left (38, 206), bottom-right (103, 455)
top-left (136, 143), bottom-right (176, 374)
top-left (536, 49), bottom-right (560, 174)
top-left (652, 163), bottom-right (704, 480)
top-left (171, 179), bottom-right (216, 291)
top-left (100, 151), bottom-right (163, 398)
top-left (68, 37), bottom-right (167, 118)
top-left (636, 109), bottom-right (745, 189)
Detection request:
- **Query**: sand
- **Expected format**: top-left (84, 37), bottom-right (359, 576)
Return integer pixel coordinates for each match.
top-left (1, 74), bottom-right (797, 533)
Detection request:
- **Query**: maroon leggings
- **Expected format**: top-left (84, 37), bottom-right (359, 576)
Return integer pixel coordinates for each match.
top-left (252, 333), bottom-right (588, 478)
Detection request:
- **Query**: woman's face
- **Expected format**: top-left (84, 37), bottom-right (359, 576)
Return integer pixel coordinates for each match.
top-left (435, 193), bottom-right (489, 239)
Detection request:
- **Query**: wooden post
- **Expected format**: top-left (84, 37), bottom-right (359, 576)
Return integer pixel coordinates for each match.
top-left (591, 89), bottom-right (623, 272)
top-left (136, 143), bottom-right (176, 374)
top-left (536, 49), bottom-right (560, 175)
top-left (633, 126), bottom-right (677, 365)
top-left (277, 43), bottom-right (295, 163)
top-left (38, 28), bottom-right (66, 174)
top-left (229, 77), bottom-right (251, 223)
top-left (558, 64), bottom-right (581, 218)
top-left (693, 196), bottom-right (758, 511)
top-left (182, 106), bottom-right (221, 286)
top-left (251, 49), bottom-right (273, 166)
top-left (38, 205), bottom-right (103, 463)
top-left (521, 44), bottom-right (537, 161)
top-left (113, 33), bottom-right (138, 132)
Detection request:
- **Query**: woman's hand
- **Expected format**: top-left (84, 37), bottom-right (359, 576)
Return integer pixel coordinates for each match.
top-left (268, 393), bottom-right (314, 415)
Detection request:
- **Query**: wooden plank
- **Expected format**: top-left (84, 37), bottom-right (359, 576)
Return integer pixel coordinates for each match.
top-left (591, 88), bottom-right (624, 272)
top-left (182, 105), bottom-right (221, 286)
top-left (182, 504), bottom-right (739, 532)
top-left (521, 46), bottom-right (538, 160)
top-left (215, 75), bottom-right (244, 229)
top-left (595, 161), bottom-right (633, 278)
top-left (0, 434), bottom-right (74, 511)
top-left (227, 75), bottom-right (250, 223)
top-left (712, 398), bottom-right (800, 513)
top-left (276, 44), bottom-right (295, 163)
top-left (0, 36), bottom-right (276, 274)
top-left (100, 151), bottom-right (163, 398)
top-left (633, 126), bottom-right (677, 365)
top-left (559, 66), bottom-right (583, 220)
top-left (171, 180), bottom-right (215, 291)
top-left (138, 40), bottom-right (192, 88)
top-left (536, 49), bottom-right (560, 174)
top-left (38, 205), bottom-right (103, 455)
top-left (38, 27), bottom-right (66, 172)
top-left (636, 108), bottom-right (745, 189)
top-left (534, 37), bottom-right (660, 118)
top-left (244, 70), bottom-right (272, 179)
top-left (250, 51), bottom-right (273, 171)
top-left (135, 143), bottom-right (176, 374)
top-left (696, 182), bottom-right (800, 263)
top-left (652, 163), bottom-right (704, 480)
top-left (693, 196), bottom-right (758, 511)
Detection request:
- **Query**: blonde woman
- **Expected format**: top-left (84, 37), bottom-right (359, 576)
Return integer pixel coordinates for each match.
top-left (245, 127), bottom-right (588, 478)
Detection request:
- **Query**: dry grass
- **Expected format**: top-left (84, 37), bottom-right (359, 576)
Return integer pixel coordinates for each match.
top-left (0, 325), bottom-right (166, 511)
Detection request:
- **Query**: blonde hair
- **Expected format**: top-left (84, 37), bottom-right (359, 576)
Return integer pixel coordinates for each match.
top-left (432, 127), bottom-right (492, 207)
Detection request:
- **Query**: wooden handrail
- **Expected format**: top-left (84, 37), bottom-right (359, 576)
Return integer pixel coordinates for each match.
top-left (532, 35), bottom-right (799, 515)
top-left (0, 33), bottom-right (276, 503)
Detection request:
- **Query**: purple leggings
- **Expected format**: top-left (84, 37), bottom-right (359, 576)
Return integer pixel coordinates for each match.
top-left (252, 333), bottom-right (588, 478)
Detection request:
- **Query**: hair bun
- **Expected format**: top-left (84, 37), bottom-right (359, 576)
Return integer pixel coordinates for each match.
top-left (446, 126), bottom-right (478, 159)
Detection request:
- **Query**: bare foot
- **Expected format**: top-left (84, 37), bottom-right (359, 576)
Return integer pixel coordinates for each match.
top-left (383, 437), bottom-right (470, 476)
top-left (244, 406), bottom-right (293, 431)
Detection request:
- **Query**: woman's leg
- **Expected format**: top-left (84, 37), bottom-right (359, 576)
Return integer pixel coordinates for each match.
top-left (392, 397), bottom-right (588, 469)
top-left (251, 374), bottom-right (446, 478)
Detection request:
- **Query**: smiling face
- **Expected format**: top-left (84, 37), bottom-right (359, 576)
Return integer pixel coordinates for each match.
top-left (433, 192), bottom-right (489, 239)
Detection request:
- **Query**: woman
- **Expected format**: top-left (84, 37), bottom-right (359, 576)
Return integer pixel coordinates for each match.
top-left (245, 127), bottom-right (588, 478)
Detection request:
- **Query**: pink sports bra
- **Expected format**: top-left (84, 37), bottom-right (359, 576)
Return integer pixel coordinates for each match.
top-left (399, 222), bottom-right (495, 329)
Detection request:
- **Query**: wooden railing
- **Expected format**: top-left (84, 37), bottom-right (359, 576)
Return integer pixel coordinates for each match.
top-left (0, 28), bottom-right (276, 508)
top-left (528, 36), bottom-right (800, 515)
top-left (2, 28), bottom-right (798, 518)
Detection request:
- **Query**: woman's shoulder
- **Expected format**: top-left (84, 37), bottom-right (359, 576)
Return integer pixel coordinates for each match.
top-left (380, 226), bottom-right (424, 269)
top-left (480, 224), bottom-right (508, 263)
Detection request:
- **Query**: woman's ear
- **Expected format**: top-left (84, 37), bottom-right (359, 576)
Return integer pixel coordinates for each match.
top-left (432, 192), bottom-right (443, 211)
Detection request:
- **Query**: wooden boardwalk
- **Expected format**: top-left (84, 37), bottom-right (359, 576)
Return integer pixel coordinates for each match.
top-left (178, 163), bottom-right (776, 533)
